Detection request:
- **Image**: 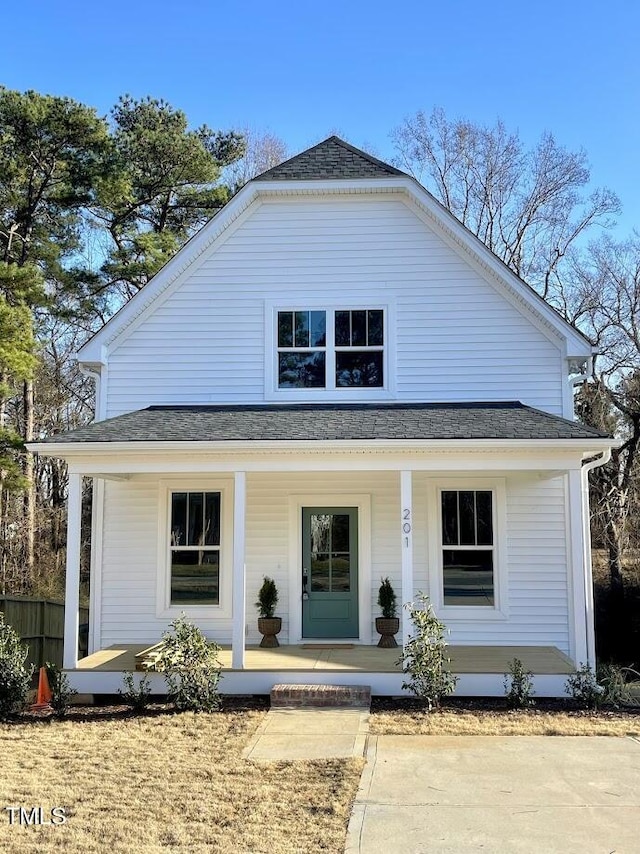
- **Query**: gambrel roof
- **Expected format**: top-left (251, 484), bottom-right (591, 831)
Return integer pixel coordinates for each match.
top-left (38, 402), bottom-right (608, 445)
top-left (77, 136), bottom-right (593, 364)
top-left (253, 136), bottom-right (406, 181)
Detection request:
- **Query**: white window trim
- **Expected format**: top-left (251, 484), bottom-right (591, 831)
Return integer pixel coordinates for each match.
top-left (265, 297), bottom-right (397, 401)
top-left (427, 478), bottom-right (508, 621)
top-left (156, 479), bottom-right (234, 619)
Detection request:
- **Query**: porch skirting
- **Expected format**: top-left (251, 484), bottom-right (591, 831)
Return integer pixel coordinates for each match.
top-left (68, 643), bottom-right (575, 698)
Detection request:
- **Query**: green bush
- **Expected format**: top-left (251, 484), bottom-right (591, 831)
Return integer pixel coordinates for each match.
top-left (45, 662), bottom-right (77, 717)
top-left (565, 663), bottom-right (604, 710)
top-left (256, 576), bottom-right (278, 618)
top-left (119, 671), bottom-right (152, 713)
top-left (503, 657), bottom-right (535, 709)
top-left (155, 615), bottom-right (222, 712)
top-left (398, 593), bottom-right (457, 711)
top-left (377, 577), bottom-right (397, 619)
top-left (0, 613), bottom-right (33, 720)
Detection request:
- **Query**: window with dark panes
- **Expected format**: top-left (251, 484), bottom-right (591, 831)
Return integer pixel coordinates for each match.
top-left (335, 309), bottom-right (384, 387)
top-left (440, 490), bottom-right (494, 606)
top-left (170, 491), bottom-right (221, 604)
top-left (277, 310), bottom-right (326, 388)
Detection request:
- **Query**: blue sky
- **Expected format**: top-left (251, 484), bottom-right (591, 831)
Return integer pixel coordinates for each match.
top-left (3, 0), bottom-right (638, 235)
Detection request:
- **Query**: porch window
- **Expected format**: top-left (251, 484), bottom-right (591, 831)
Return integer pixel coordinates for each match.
top-left (276, 307), bottom-right (385, 390)
top-left (440, 490), bottom-right (494, 606)
top-left (169, 491), bottom-right (221, 605)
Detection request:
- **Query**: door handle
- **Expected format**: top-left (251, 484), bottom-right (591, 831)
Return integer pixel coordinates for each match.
top-left (302, 571), bottom-right (309, 600)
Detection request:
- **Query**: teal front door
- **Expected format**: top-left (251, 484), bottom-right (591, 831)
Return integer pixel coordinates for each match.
top-left (302, 507), bottom-right (359, 638)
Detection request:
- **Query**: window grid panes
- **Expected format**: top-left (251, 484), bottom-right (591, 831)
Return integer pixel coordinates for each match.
top-left (277, 310), bottom-right (327, 388)
top-left (276, 308), bottom-right (385, 389)
top-left (440, 490), bottom-right (494, 607)
top-left (335, 309), bottom-right (384, 388)
top-left (170, 491), bottom-right (221, 605)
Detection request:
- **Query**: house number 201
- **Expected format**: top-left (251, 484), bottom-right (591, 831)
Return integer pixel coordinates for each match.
top-left (402, 508), bottom-right (411, 547)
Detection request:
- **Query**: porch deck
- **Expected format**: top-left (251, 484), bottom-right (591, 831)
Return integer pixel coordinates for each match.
top-left (75, 643), bottom-right (574, 676)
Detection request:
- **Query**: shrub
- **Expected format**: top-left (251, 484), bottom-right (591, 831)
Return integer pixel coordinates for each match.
top-left (377, 577), bottom-right (397, 619)
top-left (119, 671), bottom-right (152, 713)
top-left (45, 662), bottom-right (77, 717)
top-left (256, 576), bottom-right (278, 618)
top-left (597, 663), bottom-right (634, 708)
top-left (0, 613), bottom-right (33, 720)
top-left (155, 615), bottom-right (222, 712)
top-left (565, 663), bottom-right (604, 710)
top-left (503, 657), bottom-right (535, 709)
top-left (399, 593), bottom-right (457, 711)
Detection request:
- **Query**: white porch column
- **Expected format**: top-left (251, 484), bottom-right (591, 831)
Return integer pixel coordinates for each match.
top-left (400, 470), bottom-right (414, 648)
top-left (232, 471), bottom-right (247, 669)
top-left (63, 472), bottom-right (82, 670)
top-left (567, 468), bottom-right (591, 665)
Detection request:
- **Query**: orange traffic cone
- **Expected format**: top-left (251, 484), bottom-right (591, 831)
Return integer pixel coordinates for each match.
top-left (30, 667), bottom-right (53, 710)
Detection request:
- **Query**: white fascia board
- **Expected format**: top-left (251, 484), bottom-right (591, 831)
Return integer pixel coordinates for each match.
top-left (76, 183), bottom-right (263, 363)
top-left (394, 180), bottom-right (593, 356)
top-left (28, 437), bottom-right (618, 459)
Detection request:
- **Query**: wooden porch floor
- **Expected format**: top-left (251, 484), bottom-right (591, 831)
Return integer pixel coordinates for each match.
top-left (75, 644), bottom-right (574, 675)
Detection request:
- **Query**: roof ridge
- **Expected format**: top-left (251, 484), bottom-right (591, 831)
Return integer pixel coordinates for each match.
top-left (253, 135), bottom-right (406, 182)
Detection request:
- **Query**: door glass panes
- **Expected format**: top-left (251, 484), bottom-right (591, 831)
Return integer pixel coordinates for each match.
top-left (309, 513), bottom-right (351, 592)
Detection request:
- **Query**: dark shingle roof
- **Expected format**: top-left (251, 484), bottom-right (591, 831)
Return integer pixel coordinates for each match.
top-left (253, 136), bottom-right (407, 181)
top-left (37, 402), bottom-right (608, 445)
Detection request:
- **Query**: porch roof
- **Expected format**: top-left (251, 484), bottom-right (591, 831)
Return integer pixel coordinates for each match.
top-left (35, 401), bottom-right (608, 445)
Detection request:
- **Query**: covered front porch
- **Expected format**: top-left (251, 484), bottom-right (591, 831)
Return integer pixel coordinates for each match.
top-left (69, 642), bottom-right (575, 697)
top-left (30, 402), bottom-right (613, 698)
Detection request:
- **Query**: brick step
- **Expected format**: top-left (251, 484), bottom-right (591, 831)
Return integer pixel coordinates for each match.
top-left (270, 683), bottom-right (371, 709)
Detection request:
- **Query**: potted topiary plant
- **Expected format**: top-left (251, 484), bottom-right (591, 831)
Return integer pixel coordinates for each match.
top-left (376, 577), bottom-right (400, 647)
top-left (256, 576), bottom-right (282, 648)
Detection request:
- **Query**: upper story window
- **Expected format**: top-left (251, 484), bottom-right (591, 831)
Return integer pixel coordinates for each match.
top-left (278, 310), bottom-right (327, 388)
top-left (276, 308), bottom-right (384, 390)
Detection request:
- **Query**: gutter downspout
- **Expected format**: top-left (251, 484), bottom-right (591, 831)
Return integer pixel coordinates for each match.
top-left (581, 448), bottom-right (612, 666)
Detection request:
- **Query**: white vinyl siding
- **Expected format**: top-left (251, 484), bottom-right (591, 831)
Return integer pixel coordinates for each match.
top-left (98, 471), bottom-right (569, 655)
top-left (104, 195), bottom-right (564, 418)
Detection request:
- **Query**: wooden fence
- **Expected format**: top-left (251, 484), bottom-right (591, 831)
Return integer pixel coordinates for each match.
top-left (0, 597), bottom-right (89, 670)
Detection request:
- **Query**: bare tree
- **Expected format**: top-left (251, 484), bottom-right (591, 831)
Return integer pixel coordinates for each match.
top-left (392, 109), bottom-right (620, 309)
top-left (224, 127), bottom-right (288, 191)
top-left (575, 237), bottom-right (640, 593)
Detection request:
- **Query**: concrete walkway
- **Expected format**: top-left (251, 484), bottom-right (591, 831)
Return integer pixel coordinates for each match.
top-left (243, 708), bottom-right (369, 761)
top-left (346, 734), bottom-right (640, 853)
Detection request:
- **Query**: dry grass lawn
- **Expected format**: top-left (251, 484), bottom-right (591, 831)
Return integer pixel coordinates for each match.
top-left (371, 703), bottom-right (640, 736)
top-left (0, 706), bottom-right (363, 854)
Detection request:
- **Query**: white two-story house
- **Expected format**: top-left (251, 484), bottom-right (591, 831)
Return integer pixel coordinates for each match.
top-left (31, 137), bottom-right (614, 697)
